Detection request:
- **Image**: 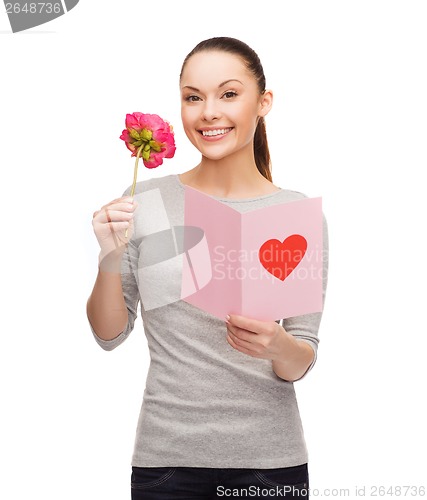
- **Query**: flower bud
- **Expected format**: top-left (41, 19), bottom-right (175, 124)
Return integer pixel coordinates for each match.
top-left (129, 128), bottom-right (140, 140)
top-left (140, 128), bottom-right (153, 141)
top-left (149, 140), bottom-right (161, 152)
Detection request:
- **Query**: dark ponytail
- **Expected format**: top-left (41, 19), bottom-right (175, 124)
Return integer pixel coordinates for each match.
top-left (180, 37), bottom-right (272, 182)
top-left (254, 116), bottom-right (271, 182)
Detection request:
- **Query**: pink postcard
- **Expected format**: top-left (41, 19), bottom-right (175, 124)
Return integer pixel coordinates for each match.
top-left (181, 186), bottom-right (323, 321)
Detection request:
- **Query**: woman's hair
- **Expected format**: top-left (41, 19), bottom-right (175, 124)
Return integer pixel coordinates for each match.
top-left (180, 37), bottom-right (272, 182)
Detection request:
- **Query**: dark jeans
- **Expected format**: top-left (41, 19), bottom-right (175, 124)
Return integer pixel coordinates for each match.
top-left (131, 463), bottom-right (309, 499)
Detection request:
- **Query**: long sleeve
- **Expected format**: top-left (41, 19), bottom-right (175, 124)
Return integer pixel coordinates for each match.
top-left (89, 187), bottom-right (141, 351)
top-left (281, 212), bottom-right (329, 379)
top-left (90, 237), bottom-right (140, 351)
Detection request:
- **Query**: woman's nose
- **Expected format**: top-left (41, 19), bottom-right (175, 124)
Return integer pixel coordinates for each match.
top-left (201, 99), bottom-right (220, 122)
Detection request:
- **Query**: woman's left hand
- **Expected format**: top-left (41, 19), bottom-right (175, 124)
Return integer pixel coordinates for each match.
top-left (225, 314), bottom-right (289, 361)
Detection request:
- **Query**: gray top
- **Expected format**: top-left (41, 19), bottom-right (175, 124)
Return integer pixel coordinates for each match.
top-left (89, 173), bottom-right (329, 468)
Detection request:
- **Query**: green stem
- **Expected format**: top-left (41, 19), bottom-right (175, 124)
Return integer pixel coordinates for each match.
top-left (130, 143), bottom-right (144, 197)
top-left (125, 143), bottom-right (145, 238)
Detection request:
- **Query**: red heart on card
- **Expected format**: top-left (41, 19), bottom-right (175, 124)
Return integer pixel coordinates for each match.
top-left (258, 234), bottom-right (307, 281)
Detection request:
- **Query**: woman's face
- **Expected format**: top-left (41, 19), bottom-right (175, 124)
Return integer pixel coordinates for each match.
top-left (180, 50), bottom-right (271, 162)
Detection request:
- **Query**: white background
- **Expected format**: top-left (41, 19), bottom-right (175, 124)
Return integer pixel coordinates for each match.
top-left (1, 1), bottom-right (426, 498)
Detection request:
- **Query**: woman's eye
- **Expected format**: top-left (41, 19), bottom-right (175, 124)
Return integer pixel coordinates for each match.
top-left (185, 95), bottom-right (201, 102)
top-left (223, 91), bottom-right (237, 99)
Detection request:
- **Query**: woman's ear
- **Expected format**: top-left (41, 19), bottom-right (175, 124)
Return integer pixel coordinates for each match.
top-left (258, 89), bottom-right (273, 117)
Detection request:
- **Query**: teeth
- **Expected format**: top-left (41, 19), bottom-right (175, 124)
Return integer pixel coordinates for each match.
top-left (201, 128), bottom-right (232, 136)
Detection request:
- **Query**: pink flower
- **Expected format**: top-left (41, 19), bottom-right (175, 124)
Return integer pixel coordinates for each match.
top-left (120, 112), bottom-right (176, 238)
top-left (119, 112), bottom-right (176, 238)
top-left (120, 112), bottom-right (176, 168)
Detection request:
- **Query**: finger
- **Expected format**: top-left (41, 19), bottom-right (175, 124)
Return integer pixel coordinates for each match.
top-left (105, 207), bottom-right (114, 236)
top-left (109, 200), bottom-right (138, 211)
top-left (103, 220), bottom-right (131, 231)
top-left (105, 209), bottom-right (130, 246)
top-left (106, 208), bottom-right (112, 224)
top-left (227, 324), bottom-right (257, 343)
top-left (227, 314), bottom-right (269, 335)
top-left (227, 332), bottom-right (262, 356)
top-left (100, 198), bottom-right (122, 210)
top-left (100, 197), bottom-right (136, 211)
top-left (97, 209), bottom-right (134, 224)
top-left (99, 203), bottom-right (137, 218)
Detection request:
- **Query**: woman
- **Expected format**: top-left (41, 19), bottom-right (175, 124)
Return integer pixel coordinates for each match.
top-left (87, 37), bottom-right (328, 499)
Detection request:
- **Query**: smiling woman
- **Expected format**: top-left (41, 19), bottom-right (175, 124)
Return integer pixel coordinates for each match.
top-left (179, 40), bottom-right (274, 190)
top-left (87, 36), bottom-right (328, 500)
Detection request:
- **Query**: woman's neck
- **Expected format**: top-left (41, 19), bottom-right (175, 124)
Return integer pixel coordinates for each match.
top-left (180, 148), bottom-right (279, 199)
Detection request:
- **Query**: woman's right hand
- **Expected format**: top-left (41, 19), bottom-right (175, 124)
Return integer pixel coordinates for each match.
top-left (92, 196), bottom-right (138, 265)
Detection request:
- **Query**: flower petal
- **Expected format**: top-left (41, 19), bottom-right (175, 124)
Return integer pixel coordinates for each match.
top-left (122, 112), bottom-right (176, 163)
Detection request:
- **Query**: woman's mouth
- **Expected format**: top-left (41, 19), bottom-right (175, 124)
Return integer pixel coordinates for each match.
top-left (198, 127), bottom-right (234, 139)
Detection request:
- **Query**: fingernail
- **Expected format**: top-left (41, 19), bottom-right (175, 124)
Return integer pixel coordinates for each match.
top-left (225, 315), bottom-right (231, 321)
